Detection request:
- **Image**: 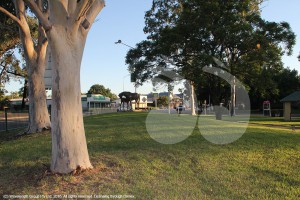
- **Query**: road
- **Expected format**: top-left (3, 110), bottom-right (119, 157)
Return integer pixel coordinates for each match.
top-left (0, 113), bottom-right (29, 132)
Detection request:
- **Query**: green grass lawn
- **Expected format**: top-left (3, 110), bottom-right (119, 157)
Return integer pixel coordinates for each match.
top-left (0, 112), bottom-right (299, 199)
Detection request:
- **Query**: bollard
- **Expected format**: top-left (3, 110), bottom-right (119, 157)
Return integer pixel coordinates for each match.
top-left (4, 107), bottom-right (8, 132)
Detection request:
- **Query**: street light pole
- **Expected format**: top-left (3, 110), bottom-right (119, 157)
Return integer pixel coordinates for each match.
top-left (123, 74), bottom-right (130, 91)
top-left (115, 40), bottom-right (137, 93)
top-left (115, 40), bottom-right (134, 49)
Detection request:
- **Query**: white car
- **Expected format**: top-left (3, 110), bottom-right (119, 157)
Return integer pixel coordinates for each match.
top-left (176, 105), bottom-right (185, 111)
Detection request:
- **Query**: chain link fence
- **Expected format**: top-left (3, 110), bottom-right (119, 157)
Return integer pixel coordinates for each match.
top-left (83, 108), bottom-right (118, 116)
top-left (0, 109), bottom-right (29, 132)
top-left (1, 107), bottom-right (119, 132)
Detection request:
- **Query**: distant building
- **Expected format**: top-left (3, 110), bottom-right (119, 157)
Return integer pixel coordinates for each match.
top-left (47, 94), bottom-right (111, 111)
top-left (132, 95), bottom-right (148, 110)
top-left (147, 92), bottom-right (183, 108)
top-left (7, 98), bottom-right (29, 110)
top-left (84, 94), bottom-right (111, 110)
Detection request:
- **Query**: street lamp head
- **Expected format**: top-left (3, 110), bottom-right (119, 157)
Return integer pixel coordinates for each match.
top-left (256, 42), bottom-right (261, 50)
top-left (115, 39), bottom-right (122, 44)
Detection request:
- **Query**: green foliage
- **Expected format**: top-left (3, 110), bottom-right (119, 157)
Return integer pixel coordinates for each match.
top-left (157, 96), bottom-right (169, 107)
top-left (0, 86), bottom-right (6, 100)
top-left (126, 0), bottom-right (296, 106)
top-left (0, 1), bottom-right (18, 56)
top-left (87, 84), bottom-right (118, 100)
top-left (0, 1), bottom-right (38, 88)
top-left (0, 53), bottom-right (25, 85)
top-left (6, 91), bottom-right (21, 99)
top-left (275, 68), bottom-right (300, 100)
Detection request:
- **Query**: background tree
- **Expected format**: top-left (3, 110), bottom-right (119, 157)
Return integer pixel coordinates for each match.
top-left (0, 1), bottom-right (25, 103)
top-left (274, 68), bottom-right (300, 104)
top-left (7, 91), bottom-right (21, 99)
top-left (0, 0), bottom-right (50, 133)
top-left (24, 0), bottom-right (105, 174)
top-left (157, 96), bottom-right (169, 108)
top-left (126, 0), bottom-right (295, 119)
top-left (0, 1), bottom-right (20, 56)
top-left (152, 73), bottom-right (177, 114)
top-left (88, 84), bottom-right (118, 100)
top-left (0, 87), bottom-right (5, 100)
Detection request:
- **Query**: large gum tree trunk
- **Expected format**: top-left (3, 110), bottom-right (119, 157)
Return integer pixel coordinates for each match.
top-left (12, 1), bottom-right (51, 133)
top-left (49, 28), bottom-right (91, 173)
top-left (27, 25), bottom-right (51, 133)
top-left (25, 0), bottom-right (105, 174)
top-left (27, 59), bottom-right (51, 133)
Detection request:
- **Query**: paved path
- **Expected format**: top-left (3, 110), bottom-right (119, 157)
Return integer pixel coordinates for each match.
top-left (0, 113), bottom-right (28, 132)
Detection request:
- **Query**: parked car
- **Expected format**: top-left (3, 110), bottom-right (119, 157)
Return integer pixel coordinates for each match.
top-left (176, 105), bottom-right (185, 112)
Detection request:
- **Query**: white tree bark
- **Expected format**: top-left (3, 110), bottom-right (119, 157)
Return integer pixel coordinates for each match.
top-left (27, 59), bottom-right (51, 132)
top-left (49, 27), bottom-right (92, 173)
top-left (25, 0), bottom-right (105, 173)
top-left (231, 76), bottom-right (236, 116)
top-left (26, 24), bottom-right (51, 133)
top-left (190, 81), bottom-right (196, 116)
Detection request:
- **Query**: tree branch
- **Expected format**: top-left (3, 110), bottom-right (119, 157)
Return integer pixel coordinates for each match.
top-left (80, 0), bottom-right (105, 32)
top-left (24, 0), bottom-right (52, 31)
top-left (12, 0), bottom-right (37, 61)
top-left (0, 63), bottom-right (8, 77)
top-left (86, 0), bottom-right (105, 23)
top-left (68, 0), bottom-right (77, 15)
top-left (37, 24), bottom-right (48, 71)
top-left (36, 0), bottom-right (43, 11)
top-left (0, 6), bottom-right (23, 28)
top-left (0, 38), bottom-right (21, 57)
top-left (6, 70), bottom-right (25, 77)
top-left (48, 0), bottom-right (69, 18)
top-left (75, 0), bottom-right (94, 21)
top-left (0, 22), bottom-right (17, 33)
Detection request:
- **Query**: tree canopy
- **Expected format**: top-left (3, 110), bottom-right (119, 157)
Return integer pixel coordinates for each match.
top-left (0, 1), bottom-right (38, 94)
top-left (88, 84), bottom-right (118, 101)
top-left (126, 0), bottom-right (296, 108)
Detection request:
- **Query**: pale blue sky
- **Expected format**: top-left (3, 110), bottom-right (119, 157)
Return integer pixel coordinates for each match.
top-left (4, 0), bottom-right (300, 95)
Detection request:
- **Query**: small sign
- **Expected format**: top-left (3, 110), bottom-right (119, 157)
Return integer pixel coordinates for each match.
top-left (93, 96), bottom-right (105, 101)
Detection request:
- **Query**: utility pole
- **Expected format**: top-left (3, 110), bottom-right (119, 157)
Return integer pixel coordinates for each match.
top-left (115, 40), bottom-right (137, 93)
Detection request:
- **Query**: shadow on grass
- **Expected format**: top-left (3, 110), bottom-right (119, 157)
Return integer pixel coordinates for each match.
top-left (251, 165), bottom-right (300, 186)
top-left (0, 164), bottom-right (49, 195)
top-left (0, 128), bottom-right (28, 143)
top-left (0, 112), bottom-right (299, 197)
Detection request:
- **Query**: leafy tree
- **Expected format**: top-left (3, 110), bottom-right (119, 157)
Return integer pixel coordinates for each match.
top-left (0, 1), bottom-right (24, 90)
top-left (246, 67), bottom-right (300, 109)
top-left (274, 68), bottom-right (300, 103)
top-left (0, 86), bottom-right (6, 100)
top-left (157, 96), bottom-right (169, 107)
top-left (0, 1), bottom-right (19, 56)
top-left (152, 73), bottom-right (177, 114)
top-left (7, 91), bottom-right (20, 99)
top-left (0, 1), bottom-right (50, 132)
top-left (0, 97), bottom-right (10, 110)
top-left (0, 53), bottom-right (24, 84)
top-left (126, 0), bottom-right (295, 119)
top-left (88, 84), bottom-right (118, 100)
